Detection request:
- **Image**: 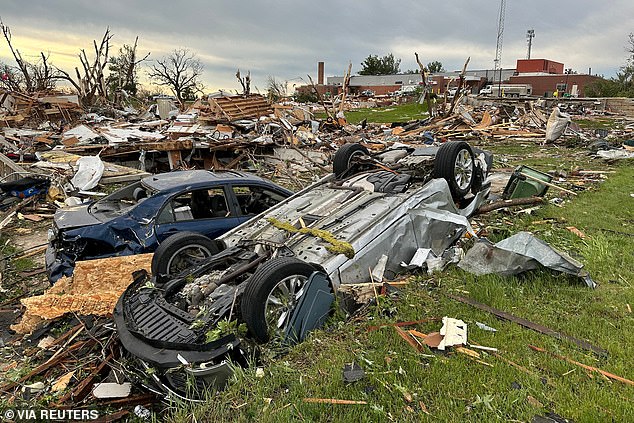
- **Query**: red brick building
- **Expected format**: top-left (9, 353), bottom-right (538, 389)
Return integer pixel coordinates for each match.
top-left (516, 59), bottom-right (564, 74)
top-left (295, 59), bottom-right (606, 99)
top-left (508, 59), bottom-right (603, 97)
top-left (509, 73), bottom-right (603, 97)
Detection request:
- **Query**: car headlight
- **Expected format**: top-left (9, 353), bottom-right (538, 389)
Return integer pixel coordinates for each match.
top-left (47, 227), bottom-right (59, 242)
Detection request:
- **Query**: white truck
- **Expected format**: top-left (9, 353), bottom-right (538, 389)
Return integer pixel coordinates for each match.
top-left (391, 85), bottom-right (418, 97)
top-left (479, 84), bottom-right (532, 97)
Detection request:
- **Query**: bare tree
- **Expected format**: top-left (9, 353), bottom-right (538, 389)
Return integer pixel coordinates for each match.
top-left (266, 76), bottom-right (287, 102)
top-left (54, 28), bottom-right (113, 106)
top-left (0, 62), bottom-right (23, 92)
top-left (148, 49), bottom-right (204, 104)
top-left (236, 69), bottom-right (250, 95)
top-left (0, 20), bottom-right (59, 92)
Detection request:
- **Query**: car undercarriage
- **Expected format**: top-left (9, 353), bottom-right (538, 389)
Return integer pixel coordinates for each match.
top-left (114, 141), bottom-right (493, 399)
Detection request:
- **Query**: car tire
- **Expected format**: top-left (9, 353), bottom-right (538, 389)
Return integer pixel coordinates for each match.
top-left (152, 232), bottom-right (220, 284)
top-left (434, 141), bottom-right (475, 200)
top-left (241, 257), bottom-right (315, 343)
top-left (333, 143), bottom-right (369, 178)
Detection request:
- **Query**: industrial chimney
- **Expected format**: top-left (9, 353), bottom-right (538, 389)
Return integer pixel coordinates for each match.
top-left (318, 61), bottom-right (324, 85)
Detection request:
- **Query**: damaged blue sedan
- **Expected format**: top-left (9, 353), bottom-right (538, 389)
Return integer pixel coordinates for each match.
top-left (45, 170), bottom-right (292, 282)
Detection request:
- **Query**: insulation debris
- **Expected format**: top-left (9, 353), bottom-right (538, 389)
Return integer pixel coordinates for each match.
top-left (11, 253), bottom-right (152, 333)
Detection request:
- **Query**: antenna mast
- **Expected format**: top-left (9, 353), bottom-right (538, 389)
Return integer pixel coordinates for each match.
top-left (494, 0), bottom-right (506, 77)
top-left (526, 29), bottom-right (535, 59)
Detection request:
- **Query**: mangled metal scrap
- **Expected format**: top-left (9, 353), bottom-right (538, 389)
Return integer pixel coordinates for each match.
top-left (458, 231), bottom-right (596, 288)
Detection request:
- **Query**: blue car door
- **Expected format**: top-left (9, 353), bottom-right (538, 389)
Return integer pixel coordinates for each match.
top-left (154, 185), bottom-right (240, 242)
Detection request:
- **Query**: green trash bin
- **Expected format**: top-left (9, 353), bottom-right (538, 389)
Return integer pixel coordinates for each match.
top-left (503, 165), bottom-right (552, 199)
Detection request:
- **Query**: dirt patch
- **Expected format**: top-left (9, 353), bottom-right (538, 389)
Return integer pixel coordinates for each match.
top-left (12, 225), bottom-right (49, 266)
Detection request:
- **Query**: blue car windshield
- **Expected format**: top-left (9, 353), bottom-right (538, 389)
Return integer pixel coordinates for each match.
top-left (89, 181), bottom-right (158, 218)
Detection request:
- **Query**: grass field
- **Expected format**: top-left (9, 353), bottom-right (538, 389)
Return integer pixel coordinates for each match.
top-left (168, 125), bottom-right (633, 421)
top-left (318, 102), bottom-right (429, 124)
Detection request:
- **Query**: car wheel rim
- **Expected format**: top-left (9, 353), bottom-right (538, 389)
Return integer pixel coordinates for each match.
top-left (454, 149), bottom-right (473, 190)
top-left (347, 150), bottom-right (364, 169)
top-left (265, 275), bottom-right (308, 338)
top-left (166, 244), bottom-right (212, 275)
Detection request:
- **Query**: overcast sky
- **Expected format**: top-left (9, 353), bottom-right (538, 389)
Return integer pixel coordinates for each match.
top-left (1, 1), bottom-right (632, 94)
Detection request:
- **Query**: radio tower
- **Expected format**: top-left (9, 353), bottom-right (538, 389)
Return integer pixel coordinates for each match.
top-left (526, 29), bottom-right (535, 59)
top-left (493, 0), bottom-right (506, 81)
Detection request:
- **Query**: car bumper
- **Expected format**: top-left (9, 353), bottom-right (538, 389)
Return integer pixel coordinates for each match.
top-left (45, 244), bottom-right (76, 283)
top-left (113, 278), bottom-right (244, 399)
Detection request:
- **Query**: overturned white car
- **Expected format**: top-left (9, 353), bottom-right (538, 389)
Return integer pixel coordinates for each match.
top-left (114, 141), bottom-right (492, 399)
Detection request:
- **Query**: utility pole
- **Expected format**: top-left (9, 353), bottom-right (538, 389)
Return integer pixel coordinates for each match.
top-left (526, 29), bottom-right (535, 59)
top-left (494, 0), bottom-right (506, 94)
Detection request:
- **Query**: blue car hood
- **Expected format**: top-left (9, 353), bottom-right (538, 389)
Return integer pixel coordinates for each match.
top-left (53, 203), bottom-right (103, 230)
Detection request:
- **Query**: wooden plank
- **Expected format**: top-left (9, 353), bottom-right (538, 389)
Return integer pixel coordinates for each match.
top-left (529, 345), bottom-right (633, 386)
top-left (0, 152), bottom-right (28, 179)
top-left (57, 352), bottom-right (114, 404)
top-left (0, 340), bottom-right (91, 394)
top-left (67, 140), bottom-right (193, 155)
top-left (62, 136), bottom-right (80, 147)
top-left (304, 398), bottom-right (367, 405)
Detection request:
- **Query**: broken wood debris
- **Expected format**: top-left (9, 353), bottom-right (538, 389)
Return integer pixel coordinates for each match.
top-left (12, 253), bottom-right (153, 334)
top-left (448, 294), bottom-right (608, 356)
top-left (528, 345), bottom-right (634, 386)
top-left (0, 64), bottom-right (630, 420)
top-left (303, 398), bottom-right (368, 405)
top-left (477, 197), bottom-right (544, 214)
top-left (206, 94), bottom-right (273, 121)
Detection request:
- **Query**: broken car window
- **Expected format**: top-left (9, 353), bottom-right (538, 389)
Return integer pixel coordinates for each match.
top-left (89, 181), bottom-right (157, 217)
top-left (157, 188), bottom-right (230, 223)
top-left (232, 185), bottom-right (286, 215)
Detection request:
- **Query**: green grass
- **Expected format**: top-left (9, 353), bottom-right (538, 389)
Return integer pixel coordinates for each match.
top-left (574, 118), bottom-right (623, 130)
top-left (318, 102), bottom-right (429, 124)
top-left (165, 145), bottom-right (633, 422)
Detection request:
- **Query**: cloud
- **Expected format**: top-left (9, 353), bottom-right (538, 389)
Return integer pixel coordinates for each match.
top-left (1, 0), bottom-right (632, 92)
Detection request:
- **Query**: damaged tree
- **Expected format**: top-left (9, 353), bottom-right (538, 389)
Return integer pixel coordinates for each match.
top-left (54, 28), bottom-right (113, 107)
top-left (148, 48), bottom-right (204, 105)
top-left (415, 52), bottom-right (434, 118)
top-left (106, 37), bottom-right (150, 107)
top-left (266, 76), bottom-right (288, 102)
top-left (0, 23), bottom-right (147, 108)
top-left (446, 56), bottom-right (470, 116)
top-left (236, 69), bottom-right (250, 95)
top-left (0, 20), bottom-right (59, 93)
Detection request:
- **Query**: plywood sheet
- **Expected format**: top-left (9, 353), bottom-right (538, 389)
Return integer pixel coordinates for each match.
top-left (12, 253), bottom-right (152, 333)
